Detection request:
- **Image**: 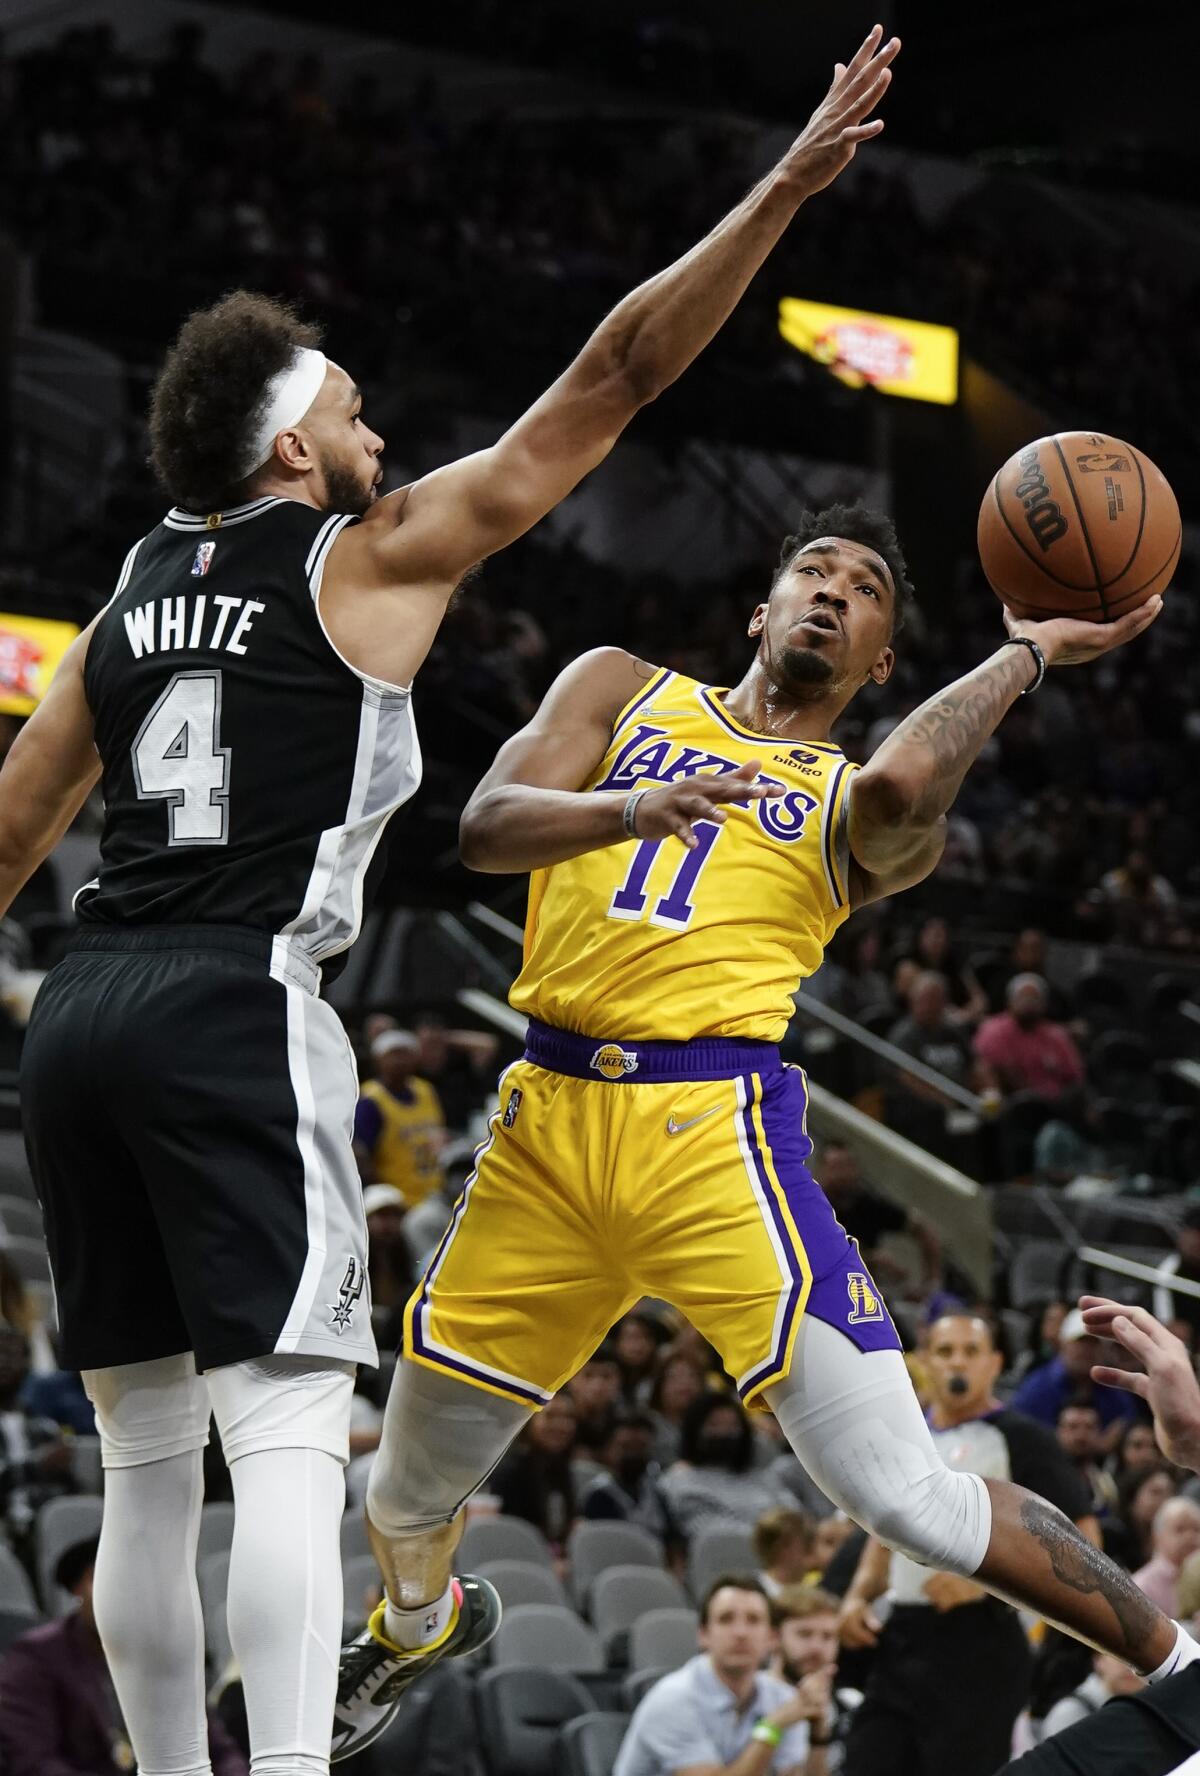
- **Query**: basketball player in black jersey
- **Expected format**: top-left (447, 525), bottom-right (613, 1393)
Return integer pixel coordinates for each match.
top-left (0, 28), bottom-right (900, 1775)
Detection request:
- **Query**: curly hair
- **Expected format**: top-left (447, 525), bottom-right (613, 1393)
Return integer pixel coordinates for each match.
top-left (148, 290), bottom-right (323, 512)
top-left (774, 501), bottom-right (915, 635)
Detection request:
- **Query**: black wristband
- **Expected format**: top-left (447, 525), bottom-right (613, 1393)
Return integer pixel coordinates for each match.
top-left (623, 789), bottom-right (647, 838)
top-left (1006, 635), bottom-right (1046, 694)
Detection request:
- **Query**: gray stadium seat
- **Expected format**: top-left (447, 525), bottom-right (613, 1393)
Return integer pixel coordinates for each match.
top-left (475, 1665), bottom-right (595, 1776)
top-left (1009, 1239), bottom-right (1073, 1310)
top-left (628, 1607), bottom-right (699, 1675)
top-left (622, 1667), bottom-right (670, 1711)
top-left (491, 1604), bottom-right (604, 1674)
top-left (198, 1549), bottom-right (231, 1672)
top-left (70, 1436), bottom-right (103, 1495)
top-left (342, 1552), bottom-right (382, 1634)
top-left (340, 1508), bottom-right (372, 1563)
top-left (0, 1542), bottom-right (38, 1613)
top-left (35, 1494), bottom-right (103, 1614)
top-left (460, 1515), bottom-right (555, 1570)
top-left (197, 1500), bottom-right (235, 1565)
top-left (560, 1710), bottom-right (631, 1776)
top-left (479, 1559), bottom-right (571, 1611)
top-left (686, 1524), bottom-right (756, 1601)
top-left (590, 1565), bottom-right (690, 1658)
top-left (566, 1520), bottom-right (663, 1608)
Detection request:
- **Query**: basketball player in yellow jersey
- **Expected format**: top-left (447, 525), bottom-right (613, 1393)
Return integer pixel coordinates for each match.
top-left (334, 494), bottom-right (1193, 1755)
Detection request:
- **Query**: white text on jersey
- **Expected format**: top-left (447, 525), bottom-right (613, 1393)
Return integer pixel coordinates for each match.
top-left (124, 595), bottom-right (266, 661)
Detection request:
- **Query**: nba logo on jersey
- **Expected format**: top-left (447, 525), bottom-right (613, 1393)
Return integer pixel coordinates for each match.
top-left (590, 1043), bottom-right (639, 1080)
top-left (846, 1272), bottom-right (884, 1324)
top-left (191, 540), bottom-right (216, 577)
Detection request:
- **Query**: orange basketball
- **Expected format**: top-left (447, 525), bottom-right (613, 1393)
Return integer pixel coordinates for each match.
top-left (977, 431), bottom-right (1180, 622)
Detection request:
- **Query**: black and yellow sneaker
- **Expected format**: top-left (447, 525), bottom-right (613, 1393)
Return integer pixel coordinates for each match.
top-left (331, 1574), bottom-right (501, 1763)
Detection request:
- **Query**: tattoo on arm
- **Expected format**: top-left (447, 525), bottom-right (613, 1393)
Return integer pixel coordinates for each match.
top-left (872, 647), bottom-right (1031, 826)
top-left (1019, 1497), bottom-right (1160, 1658)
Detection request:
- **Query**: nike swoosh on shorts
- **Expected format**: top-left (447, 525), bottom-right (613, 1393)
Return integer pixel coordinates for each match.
top-left (665, 1105), bottom-right (723, 1136)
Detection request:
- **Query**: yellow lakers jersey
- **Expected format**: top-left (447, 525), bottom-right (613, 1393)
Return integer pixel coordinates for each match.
top-left (510, 669), bottom-right (858, 1041)
top-left (359, 1077), bottom-right (445, 1207)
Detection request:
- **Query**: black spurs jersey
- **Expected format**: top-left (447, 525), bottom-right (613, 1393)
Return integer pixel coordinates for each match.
top-left (77, 495), bottom-right (420, 969)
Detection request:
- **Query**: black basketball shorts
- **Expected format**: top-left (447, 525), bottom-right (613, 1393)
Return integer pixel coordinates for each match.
top-left (21, 925), bottom-right (376, 1373)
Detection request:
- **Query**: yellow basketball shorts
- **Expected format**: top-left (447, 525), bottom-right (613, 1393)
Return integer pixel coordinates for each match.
top-left (403, 1019), bottom-right (900, 1409)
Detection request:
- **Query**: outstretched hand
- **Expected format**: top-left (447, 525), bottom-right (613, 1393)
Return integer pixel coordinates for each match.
top-left (1004, 596), bottom-right (1162, 669)
top-left (779, 24), bottom-right (901, 200)
top-left (1080, 1295), bottom-right (1200, 1473)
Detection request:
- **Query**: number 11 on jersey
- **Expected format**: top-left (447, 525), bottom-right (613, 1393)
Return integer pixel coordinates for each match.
top-left (609, 822), bottom-right (722, 930)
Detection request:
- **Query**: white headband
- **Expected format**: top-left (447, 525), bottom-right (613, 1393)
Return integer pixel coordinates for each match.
top-left (243, 347), bottom-right (328, 475)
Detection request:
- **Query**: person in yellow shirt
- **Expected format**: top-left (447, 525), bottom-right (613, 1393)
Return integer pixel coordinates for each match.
top-left (354, 1031), bottom-right (446, 1210)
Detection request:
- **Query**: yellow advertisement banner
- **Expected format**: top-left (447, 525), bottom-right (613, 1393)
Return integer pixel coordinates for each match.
top-left (0, 614), bottom-right (80, 716)
top-left (779, 298), bottom-right (958, 405)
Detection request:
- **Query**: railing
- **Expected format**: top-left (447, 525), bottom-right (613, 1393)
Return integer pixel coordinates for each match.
top-left (790, 993), bottom-right (985, 1114)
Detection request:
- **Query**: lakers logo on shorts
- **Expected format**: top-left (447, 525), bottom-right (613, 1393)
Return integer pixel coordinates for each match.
top-left (589, 1043), bottom-right (638, 1080)
top-left (847, 1271), bottom-right (884, 1324)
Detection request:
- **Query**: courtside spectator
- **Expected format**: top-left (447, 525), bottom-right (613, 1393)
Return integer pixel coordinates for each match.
top-left (410, 1011), bottom-right (499, 1129)
top-left (1039, 1652), bottom-right (1147, 1740)
top-left (354, 1030), bottom-right (446, 1207)
top-left (579, 1410), bottom-right (676, 1545)
top-left (615, 1309), bottom-right (670, 1406)
top-left (1133, 1497), bottom-right (1200, 1617)
top-left (646, 1351), bottom-right (706, 1467)
top-left (772, 1587), bottom-right (856, 1772)
top-left (754, 1507), bottom-right (815, 1598)
top-left (1011, 1307), bottom-right (1138, 1435)
top-left (568, 1344), bottom-right (624, 1456)
top-left (363, 1182), bottom-right (416, 1348)
top-left (660, 1393), bottom-right (792, 1543)
top-left (491, 1391), bottom-right (577, 1550)
top-left (1113, 1465), bottom-right (1179, 1569)
top-left (973, 975), bottom-right (1086, 1104)
top-left (808, 1515), bottom-right (856, 1583)
top-left (0, 1326), bottom-right (74, 1570)
top-left (0, 1537), bottom-right (248, 1776)
top-left (1110, 1419), bottom-right (1164, 1484)
top-left (1056, 1399), bottom-right (1119, 1515)
top-left (615, 1576), bottom-right (830, 1776)
top-left (1012, 1301), bottom-right (1069, 1385)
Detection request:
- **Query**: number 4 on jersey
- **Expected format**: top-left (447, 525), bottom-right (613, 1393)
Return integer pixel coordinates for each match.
top-left (132, 669), bottom-right (230, 846)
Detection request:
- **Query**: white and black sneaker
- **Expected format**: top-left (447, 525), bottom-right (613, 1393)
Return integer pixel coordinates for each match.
top-left (331, 1574), bottom-right (501, 1763)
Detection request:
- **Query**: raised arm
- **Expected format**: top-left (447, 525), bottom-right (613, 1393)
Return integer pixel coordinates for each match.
top-left (847, 599), bottom-right (1162, 907)
top-left (323, 29), bottom-right (899, 688)
top-left (459, 648), bottom-right (778, 873)
top-left (0, 624), bottom-right (101, 920)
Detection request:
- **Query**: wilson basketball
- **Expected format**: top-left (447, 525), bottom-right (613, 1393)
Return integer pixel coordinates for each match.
top-left (977, 431), bottom-right (1180, 622)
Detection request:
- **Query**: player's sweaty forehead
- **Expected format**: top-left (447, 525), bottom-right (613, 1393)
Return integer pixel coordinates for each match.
top-left (792, 536), bottom-right (895, 601)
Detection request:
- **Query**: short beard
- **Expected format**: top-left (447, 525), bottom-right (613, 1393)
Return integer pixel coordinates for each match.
top-left (320, 451), bottom-right (375, 516)
top-left (773, 644), bottom-right (837, 698)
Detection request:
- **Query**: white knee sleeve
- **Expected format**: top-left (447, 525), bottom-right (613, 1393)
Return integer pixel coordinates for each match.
top-left (766, 1317), bottom-right (992, 1578)
top-left (84, 1353), bottom-right (211, 1468)
top-left (206, 1354), bottom-right (355, 1466)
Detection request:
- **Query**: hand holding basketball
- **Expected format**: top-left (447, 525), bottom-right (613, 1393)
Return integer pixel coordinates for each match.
top-left (777, 25), bottom-right (900, 200)
top-left (1003, 595), bottom-right (1163, 670)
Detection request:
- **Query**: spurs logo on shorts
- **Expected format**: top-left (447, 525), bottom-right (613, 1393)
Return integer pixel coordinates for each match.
top-left (589, 1043), bottom-right (638, 1080)
top-left (328, 1256), bottom-right (365, 1333)
top-left (847, 1271), bottom-right (884, 1324)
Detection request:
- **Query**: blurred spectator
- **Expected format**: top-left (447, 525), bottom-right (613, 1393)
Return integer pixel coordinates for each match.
top-left (893, 918), bottom-right (988, 1027)
top-left (615, 1576), bottom-right (827, 1776)
top-left (752, 1506), bottom-right (814, 1599)
top-left (1113, 1464), bottom-right (1179, 1569)
top-left (771, 1586), bottom-right (856, 1772)
top-left (0, 1536), bottom-right (248, 1776)
top-left (1012, 1300), bottom-right (1068, 1385)
top-left (20, 1368), bottom-right (95, 1437)
top-left (568, 1345), bottom-right (624, 1456)
top-left (1010, 1307), bottom-right (1138, 1436)
top-left (1038, 1651), bottom-right (1146, 1740)
top-left (808, 1514), bottom-right (855, 1584)
top-left (491, 1391), bottom-right (577, 1550)
top-left (885, 972), bottom-right (979, 1161)
top-left (1087, 849), bottom-right (1185, 950)
top-left (579, 1409), bottom-right (676, 1545)
top-left (354, 1031), bottom-right (446, 1207)
top-left (363, 1183), bottom-right (416, 1349)
top-left (614, 1309), bottom-right (670, 1406)
top-left (1108, 1419), bottom-right (1163, 1485)
top-left (1176, 1547), bottom-right (1200, 1629)
top-left (973, 975), bottom-right (1086, 1104)
top-left (1132, 1496), bottom-right (1200, 1616)
top-left (0, 1326), bottom-right (74, 1569)
top-left (659, 1393), bottom-right (791, 1543)
top-left (802, 922), bottom-right (891, 1023)
top-left (814, 1141), bottom-right (942, 1301)
top-left (1153, 1205), bottom-right (1200, 1347)
top-left (410, 1012), bottom-right (499, 1129)
top-left (1055, 1398), bottom-right (1118, 1516)
top-left (0, 1249), bottom-right (54, 1374)
top-left (646, 1350), bottom-right (706, 1467)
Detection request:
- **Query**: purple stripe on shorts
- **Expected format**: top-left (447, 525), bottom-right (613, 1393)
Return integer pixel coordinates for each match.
top-left (523, 1019), bottom-right (782, 1084)
top-left (736, 1080), bottom-right (806, 1398)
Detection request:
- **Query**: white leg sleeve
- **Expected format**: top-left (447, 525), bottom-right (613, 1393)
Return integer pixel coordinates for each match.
top-left (205, 1355), bottom-right (355, 1776)
top-left (764, 1315), bottom-right (993, 1576)
top-left (83, 1357), bottom-right (212, 1776)
top-left (366, 1358), bottom-right (531, 1540)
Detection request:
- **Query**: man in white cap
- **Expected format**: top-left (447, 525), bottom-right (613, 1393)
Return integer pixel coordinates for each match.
top-left (354, 1031), bottom-right (445, 1209)
top-left (1012, 1307), bottom-right (1141, 1441)
top-left (0, 27), bottom-right (901, 1773)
